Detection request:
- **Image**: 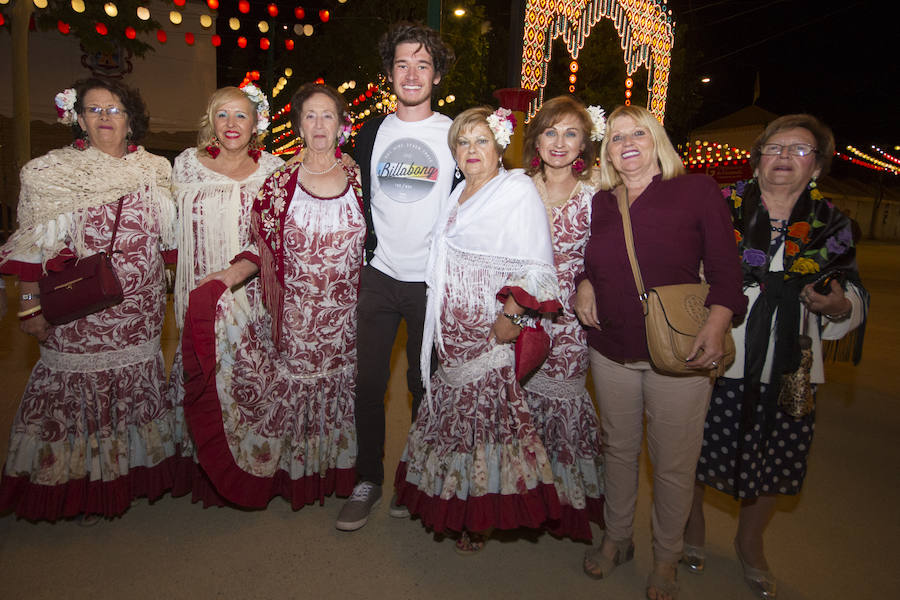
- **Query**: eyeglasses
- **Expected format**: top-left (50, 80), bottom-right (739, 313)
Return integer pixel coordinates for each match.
top-left (84, 106), bottom-right (126, 118)
top-left (759, 143), bottom-right (817, 157)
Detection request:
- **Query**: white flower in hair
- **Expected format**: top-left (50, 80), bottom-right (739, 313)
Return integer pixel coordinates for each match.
top-left (55, 88), bottom-right (78, 126)
top-left (241, 84), bottom-right (271, 134)
top-left (586, 105), bottom-right (606, 142)
top-left (486, 107), bottom-right (516, 149)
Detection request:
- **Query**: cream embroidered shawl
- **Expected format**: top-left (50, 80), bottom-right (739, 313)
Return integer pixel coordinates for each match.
top-left (0, 145), bottom-right (175, 270)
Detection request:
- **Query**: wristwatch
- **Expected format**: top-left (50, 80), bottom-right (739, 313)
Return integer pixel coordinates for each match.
top-left (20, 293), bottom-right (40, 302)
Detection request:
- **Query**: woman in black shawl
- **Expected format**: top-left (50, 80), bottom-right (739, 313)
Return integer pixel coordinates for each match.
top-left (682, 115), bottom-right (868, 599)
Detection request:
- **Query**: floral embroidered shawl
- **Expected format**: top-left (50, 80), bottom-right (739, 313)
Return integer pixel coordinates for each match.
top-left (250, 161), bottom-right (362, 348)
top-left (727, 178), bottom-right (867, 435)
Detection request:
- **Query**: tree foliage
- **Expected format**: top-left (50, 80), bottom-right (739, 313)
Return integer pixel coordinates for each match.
top-left (438, 0), bottom-right (490, 117)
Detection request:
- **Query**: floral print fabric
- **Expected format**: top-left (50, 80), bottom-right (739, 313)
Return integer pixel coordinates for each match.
top-left (523, 179), bottom-right (604, 540)
top-left (183, 180), bottom-right (363, 508)
top-left (0, 191), bottom-right (182, 520)
top-left (396, 221), bottom-right (562, 534)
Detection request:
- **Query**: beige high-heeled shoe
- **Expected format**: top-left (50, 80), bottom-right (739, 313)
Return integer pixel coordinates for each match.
top-left (734, 539), bottom-right (777, 598)
top-left (583, 535), bottom-right (635, 579)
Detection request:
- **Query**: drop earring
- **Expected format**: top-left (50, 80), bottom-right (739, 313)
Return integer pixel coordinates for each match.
top-left (205, 137), bottom-right (221, 158)
top-left (74, 129), bottom-right (88, 151)
top-left (571, 155), bottom-right (585, 175)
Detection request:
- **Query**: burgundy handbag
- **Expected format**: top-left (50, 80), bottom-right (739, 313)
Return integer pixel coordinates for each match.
top-left (514, 322), bottom-right (551, 383)
top-left (38, 197), bottom-right (125, 325)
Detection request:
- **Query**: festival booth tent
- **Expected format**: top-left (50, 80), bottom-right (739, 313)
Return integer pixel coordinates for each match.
top-left (689, 105), bottom-right (780, 152)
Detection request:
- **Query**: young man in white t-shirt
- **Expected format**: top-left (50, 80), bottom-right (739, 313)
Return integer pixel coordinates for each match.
top-left (336, 23), bottom-right (459, 531)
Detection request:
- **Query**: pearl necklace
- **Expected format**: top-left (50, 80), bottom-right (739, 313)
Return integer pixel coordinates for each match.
top-left (300, 160), bottom-right (339, 175)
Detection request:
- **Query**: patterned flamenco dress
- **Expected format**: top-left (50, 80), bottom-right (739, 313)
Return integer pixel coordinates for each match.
top-left (166, 148), bottom-right (282, 495)
top-left (395, 169), bottom-right (564, 535)
top-left (181, 163), bottom-right (363, 509)
top-left (0, 145), bottom-right (183, 520)
top-left (523, 174), bottom-right (605, 541)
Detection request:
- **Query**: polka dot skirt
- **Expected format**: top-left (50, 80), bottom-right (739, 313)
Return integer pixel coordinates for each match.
top-left (695, 378), bottom-right (815, 498)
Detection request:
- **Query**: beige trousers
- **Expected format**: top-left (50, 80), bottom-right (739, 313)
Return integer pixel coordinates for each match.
top-left (589, 349), bottom-right (713, 563)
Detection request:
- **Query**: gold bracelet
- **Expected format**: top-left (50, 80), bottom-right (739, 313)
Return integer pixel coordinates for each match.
top-left (17, 304), bottom-right (43, 318)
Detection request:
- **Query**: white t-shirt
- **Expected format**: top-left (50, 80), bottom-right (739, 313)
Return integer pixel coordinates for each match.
top-left (369, 112), bottom-right (455, 282)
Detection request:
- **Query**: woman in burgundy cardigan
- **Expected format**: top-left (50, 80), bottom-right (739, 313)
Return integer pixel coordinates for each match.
top-left (574, 105), bottom-right (746, 600)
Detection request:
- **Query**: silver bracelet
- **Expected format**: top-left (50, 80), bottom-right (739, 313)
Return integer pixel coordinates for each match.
top-left (20, 293), bottom-right (40, 301)
top-left (503, 312), bottom-right (534, 328)
top-left (824, 298), bottom-right (852, 321)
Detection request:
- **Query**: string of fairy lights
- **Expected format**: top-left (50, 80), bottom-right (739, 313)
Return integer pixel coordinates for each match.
top-left (1, 0), bottom-right (347, 49)
top-left (680, 140), bottom-right (751, 169)
top-left (5, 1), bottom-right (896, 170)
top-left (267, 72), bottom-right (457, 156)
top-left (836, 146), bottom-right (900, 175)
top-left (679, 141), bottom-right (900, 177)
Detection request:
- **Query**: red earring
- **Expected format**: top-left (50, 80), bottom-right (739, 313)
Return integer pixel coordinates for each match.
top-left (530, 154), bottom-right (541, 169)
top-left (205, 137), bottom-right (221, 158)
top-left (571, 157), bottom-right (585, 175)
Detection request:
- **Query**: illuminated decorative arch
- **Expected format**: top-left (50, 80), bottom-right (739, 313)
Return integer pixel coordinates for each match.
top-left (520, 0), bottom-right (675, 122)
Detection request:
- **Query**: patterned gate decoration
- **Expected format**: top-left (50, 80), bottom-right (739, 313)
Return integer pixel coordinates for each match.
top-left (520, 0), bottom-right (675, 123)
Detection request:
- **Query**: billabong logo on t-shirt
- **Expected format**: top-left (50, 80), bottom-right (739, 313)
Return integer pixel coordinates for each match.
top-left (376, 138), bottom-right (440, 203)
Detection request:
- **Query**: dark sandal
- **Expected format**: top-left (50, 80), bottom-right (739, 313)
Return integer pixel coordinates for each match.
top-left (454, 530), bottom-right (488, 555)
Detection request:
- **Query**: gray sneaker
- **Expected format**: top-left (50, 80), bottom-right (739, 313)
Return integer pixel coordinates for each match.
top-left (389, 494), bottom-right (410, 519)
top-left (335, 481), bottom-right (382, 531)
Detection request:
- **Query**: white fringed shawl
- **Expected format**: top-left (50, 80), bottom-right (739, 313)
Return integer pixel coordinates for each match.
top-left (171, 149), bottom-right (282, 328)
top-left (421, 168), bottom-right (560, 395)
top-left (1, 145), bottom-right (175, 270)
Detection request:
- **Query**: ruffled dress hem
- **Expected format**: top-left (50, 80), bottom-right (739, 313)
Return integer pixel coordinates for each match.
top-left (181, 280), bottom-right (355, 509)
top-left (0, 455), bottom-right (194, 521)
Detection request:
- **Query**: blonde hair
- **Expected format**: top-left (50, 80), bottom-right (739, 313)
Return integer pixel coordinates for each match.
top-left (447, 106), bottom-right (504, 156)
top-left (196, 87), bottom-right (259, 156)
top-left (598, 105), bottom-right (684, 190)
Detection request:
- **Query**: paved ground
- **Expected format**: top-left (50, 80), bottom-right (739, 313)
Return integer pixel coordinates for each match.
top-left (1, 242), bottom-right (898, 599)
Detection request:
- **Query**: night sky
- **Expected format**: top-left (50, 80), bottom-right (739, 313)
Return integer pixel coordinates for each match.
top-left (666, 0), bottom-right (892, 146)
